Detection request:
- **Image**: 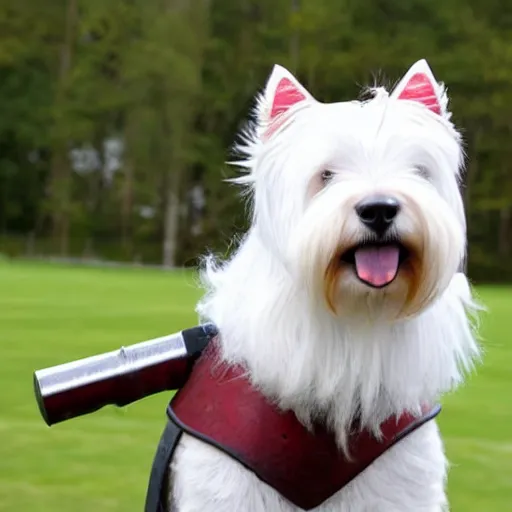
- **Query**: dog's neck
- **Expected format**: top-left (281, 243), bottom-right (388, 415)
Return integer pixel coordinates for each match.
top-left (197, 230), bottom-right (479, 447)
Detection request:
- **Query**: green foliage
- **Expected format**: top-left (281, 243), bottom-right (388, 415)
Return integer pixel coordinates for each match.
top-left (0, 1), bottom-right (510, 279)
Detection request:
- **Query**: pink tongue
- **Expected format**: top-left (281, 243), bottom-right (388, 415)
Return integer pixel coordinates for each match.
top-left (354, 245), bottom-right (400, 287)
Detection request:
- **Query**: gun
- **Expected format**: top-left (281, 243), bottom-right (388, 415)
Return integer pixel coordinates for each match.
top-left (33, 323), bottom-right (218, 426)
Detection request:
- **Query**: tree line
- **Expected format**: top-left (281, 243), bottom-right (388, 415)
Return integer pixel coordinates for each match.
top-left (0, 0), bottom-right (510, 281)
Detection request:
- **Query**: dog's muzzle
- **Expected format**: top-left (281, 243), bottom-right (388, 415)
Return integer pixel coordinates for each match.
top-left (339, 195), bottom-right (406, 288)
top-left (355, 195), bottom-right (401, 238)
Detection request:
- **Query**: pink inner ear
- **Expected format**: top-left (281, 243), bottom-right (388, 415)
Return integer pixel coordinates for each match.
top-left (397, 73), bottom-right (441, 115)
top-left (270, 77), bottom-right (307, 120)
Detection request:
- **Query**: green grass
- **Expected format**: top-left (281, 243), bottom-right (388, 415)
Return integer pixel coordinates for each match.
top-left (0, 260), bottom-right (510, 511)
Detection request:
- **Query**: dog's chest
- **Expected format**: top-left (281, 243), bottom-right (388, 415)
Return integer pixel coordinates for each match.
top-left (170, 420), bottom-right (448, 512)
top-left (166, 342), bottom-right (445, 511)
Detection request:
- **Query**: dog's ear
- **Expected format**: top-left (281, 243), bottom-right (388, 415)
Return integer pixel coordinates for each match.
top-left (391, 59), bottom-right (450, 118)
top-left (257, 65), bottom-right (316, 139)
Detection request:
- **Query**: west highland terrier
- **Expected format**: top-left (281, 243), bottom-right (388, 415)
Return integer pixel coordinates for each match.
top-left (167, 60), bottom-right (481, 511)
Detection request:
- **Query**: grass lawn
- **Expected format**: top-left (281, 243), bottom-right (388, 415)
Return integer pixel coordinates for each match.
top-left (0, 260), bottom-right (510, 511)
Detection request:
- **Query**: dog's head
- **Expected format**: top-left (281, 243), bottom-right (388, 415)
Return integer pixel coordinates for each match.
top-left (234, 60), bottom-right (466, 320)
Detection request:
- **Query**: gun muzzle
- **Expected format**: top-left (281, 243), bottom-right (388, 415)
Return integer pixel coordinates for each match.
top-left (33, 323), bottom-right (217, 426)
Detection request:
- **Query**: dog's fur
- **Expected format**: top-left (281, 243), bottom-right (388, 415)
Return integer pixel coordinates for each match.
top-left (167, 60), bottom-right (481, 511)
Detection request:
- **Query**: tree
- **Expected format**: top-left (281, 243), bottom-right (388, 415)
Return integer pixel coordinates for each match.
top-left (0, 0), bottom-right (510, 280)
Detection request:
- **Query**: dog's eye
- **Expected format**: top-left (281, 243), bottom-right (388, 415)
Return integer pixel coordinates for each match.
top-left (321, 170), bottom-right (335, 184)
top-left (415, 166), bottom-right (430, 181)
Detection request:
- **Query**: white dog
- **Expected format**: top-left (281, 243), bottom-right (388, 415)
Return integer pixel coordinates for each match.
top-left (167, 60), bottom-right (481, 511)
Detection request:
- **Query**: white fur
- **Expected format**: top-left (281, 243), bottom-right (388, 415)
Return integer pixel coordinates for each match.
top-left (167, 61), bottom-right (481, 511)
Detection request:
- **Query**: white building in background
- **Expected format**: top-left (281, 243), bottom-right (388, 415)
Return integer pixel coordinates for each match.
top-left (69, 137), bottom-right (206, 233)
top-left (69, 136), bottom-right (123, 184)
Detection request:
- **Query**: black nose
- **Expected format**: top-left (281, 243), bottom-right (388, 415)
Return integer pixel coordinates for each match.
top-left (355, 196), bottom-right (400, 236)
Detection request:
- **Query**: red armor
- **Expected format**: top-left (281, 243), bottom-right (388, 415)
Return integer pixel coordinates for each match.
top-left (168, 340), bottom-right (441, 510)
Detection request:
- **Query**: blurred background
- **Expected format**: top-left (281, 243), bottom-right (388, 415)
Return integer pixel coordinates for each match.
top-left (0, 0), bottom-right (511, 279)
top-left (0, 1), bottom-right (510, 511)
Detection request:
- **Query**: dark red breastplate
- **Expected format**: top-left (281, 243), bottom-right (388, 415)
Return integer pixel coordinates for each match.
top-left (168, 341), bottom-right (441, 510)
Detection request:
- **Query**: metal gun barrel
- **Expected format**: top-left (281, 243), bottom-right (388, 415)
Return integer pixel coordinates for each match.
top-left (33, 323), bottom-right (217, 426)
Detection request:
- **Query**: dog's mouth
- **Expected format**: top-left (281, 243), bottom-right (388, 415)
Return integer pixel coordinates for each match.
top-left (340, 240), bottom-right (410, 288)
